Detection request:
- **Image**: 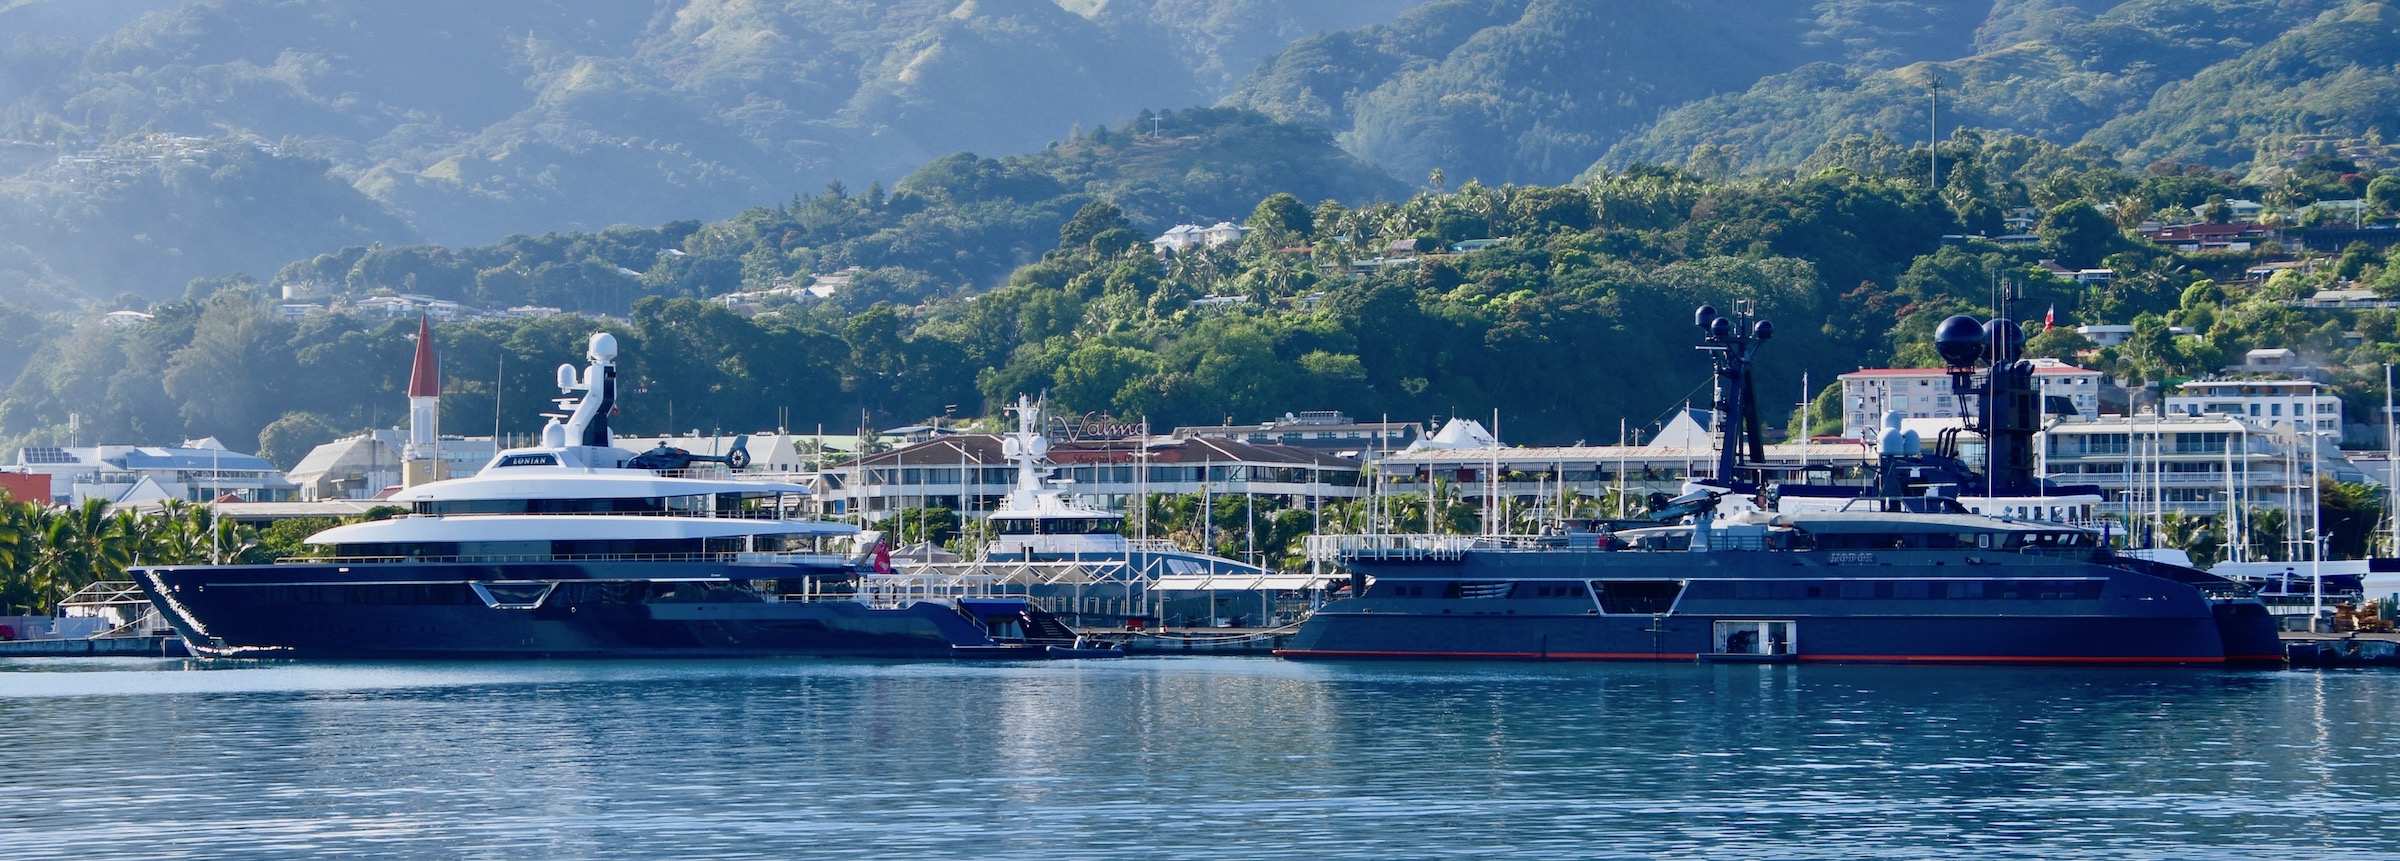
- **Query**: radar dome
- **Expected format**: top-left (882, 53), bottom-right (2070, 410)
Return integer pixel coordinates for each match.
top-left (1708, 315), bottom-right (1733, 341)
top-left (588, 332), bottom-right (618, 362)
top-left (1983, 319), bottom-right (2024, 363)
top-left (1694, 305), bottom-right (1718, 329)
top-left (1933, 315), bottom-right (1986, 368)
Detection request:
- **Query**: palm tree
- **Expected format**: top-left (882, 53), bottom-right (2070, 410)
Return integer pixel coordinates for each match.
top-left (29, 499), bottom-right (132, 612)
top-left (2245, 507), bottom-right (2289, 562)
top-left (0, 502), bottom-right (43, 614)
top-left (2158, 511), bottom-right (2226, 568)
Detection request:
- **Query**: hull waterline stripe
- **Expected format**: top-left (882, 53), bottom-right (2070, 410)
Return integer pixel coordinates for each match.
top-left (1274, 649), bottom-right (1697, 660)
top-left (1274, 649), bottom-right (2250, 665)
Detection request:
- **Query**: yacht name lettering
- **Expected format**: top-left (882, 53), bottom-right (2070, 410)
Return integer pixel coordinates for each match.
top-left (1047, 412), bottom-right (1142, 441)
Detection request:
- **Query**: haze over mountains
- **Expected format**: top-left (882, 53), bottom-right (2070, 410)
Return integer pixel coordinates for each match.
top-left (3, 0), bottom-right (2399, 306)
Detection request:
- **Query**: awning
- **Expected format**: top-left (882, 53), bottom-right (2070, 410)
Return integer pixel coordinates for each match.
top-left (1151, 574), bottom-right (1333, 592)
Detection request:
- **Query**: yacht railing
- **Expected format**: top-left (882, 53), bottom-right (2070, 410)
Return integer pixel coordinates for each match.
top-left (280, 551), bottom-right (853, 566)
top-left (396, 508), bottom-right (821, 521)
top-left (1303, 533), bottom-right (1546, 562)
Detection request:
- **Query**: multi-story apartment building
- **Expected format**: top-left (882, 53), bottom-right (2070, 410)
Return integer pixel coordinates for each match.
top-left (2165, 378), bottom-right (2341, 436)
top-left (1839, 360), bottom-right (2105, 441)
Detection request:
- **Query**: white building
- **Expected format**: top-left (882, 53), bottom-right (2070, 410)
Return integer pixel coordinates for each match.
top-left (2166, 378), bottom-right (2340, 436)
top-left (1151, 222), bottom-right (1251, 255)
top-left (1838, 360), bottom-right (2105, 441)
top-left (286, 431), bottom-right (498, 500)
top-left (2075, 323), bottom-right (2196, 347)
top-left (2039, 411), bottom-right (2369, 566)
top-left (821, 433), bottom-right (1361, 519)
top-left (14, 438), bottom-right (298, 506)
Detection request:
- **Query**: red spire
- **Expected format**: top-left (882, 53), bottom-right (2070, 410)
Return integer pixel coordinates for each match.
top-left (407, 314), bottom-right (439, 398)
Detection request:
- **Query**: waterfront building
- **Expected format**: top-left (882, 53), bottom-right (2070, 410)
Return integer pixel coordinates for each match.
top-left (13, 438), bottom-right (298, 505)
top-left (2165, 377), bottom-right (2341, 435)
top-left (1172, 411), bottom-right (1423, 457)
top-left (819, 432), bottom-right (1362, 523)
top-left (287, 432), bottom-right (497, 500)
top-left (0, 471), bottom-right (49, 503)
top-left (1838, 360), bottom-right (2104, 441)
top-left (1375, 435), bottom-right (1880, 521)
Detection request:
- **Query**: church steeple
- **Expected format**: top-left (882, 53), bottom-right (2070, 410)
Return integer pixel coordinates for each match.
top-left (403, 315), bottom-right (443, 487)
top-left (407, 314), bottom-right (439, 398)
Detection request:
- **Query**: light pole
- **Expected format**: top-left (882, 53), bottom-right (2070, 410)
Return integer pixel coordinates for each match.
top-left (1929, 75), bottom-right (1942, 190)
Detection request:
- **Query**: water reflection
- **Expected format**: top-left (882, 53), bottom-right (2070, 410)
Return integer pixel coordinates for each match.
top-left (0, 658), bottom-right (2392, 859)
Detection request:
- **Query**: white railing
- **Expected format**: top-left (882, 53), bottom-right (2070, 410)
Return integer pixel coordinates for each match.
top-left (731, 552), bottom-right (850, 566)
top-left (1302, 533), bottom-right (1545, 562)
top-left (290, 551), bottom-right (850, 566)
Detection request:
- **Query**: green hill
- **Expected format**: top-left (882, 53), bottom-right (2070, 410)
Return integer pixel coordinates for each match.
top-left (2088, 2), bottom-right (2400, 168)
top-left (1226, 0), bottom-right (1828, 186)
top-left (0, 0), bottom-right (1425, 304)
top-left (1602, 0), bottom-right (2344, 175)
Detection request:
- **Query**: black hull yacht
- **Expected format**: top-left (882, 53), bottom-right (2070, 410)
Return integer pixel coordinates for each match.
top-left (1280, 306), bottom-right (2283, 666)
top-left (136, 332), bottom-right (1115, 660)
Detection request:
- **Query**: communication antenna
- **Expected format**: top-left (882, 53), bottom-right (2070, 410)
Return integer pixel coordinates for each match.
top-left (1929, 74), bottom-right (1943, 190)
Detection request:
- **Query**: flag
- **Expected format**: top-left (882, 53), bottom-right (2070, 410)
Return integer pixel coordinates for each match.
top-left (2043, 304), bottom-right (2055, 332)
top-left (872, 539), bottom-right (893, 575)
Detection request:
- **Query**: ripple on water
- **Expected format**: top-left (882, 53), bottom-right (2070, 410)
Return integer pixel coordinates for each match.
top-left (0, 660), bottom-right (2396, 859)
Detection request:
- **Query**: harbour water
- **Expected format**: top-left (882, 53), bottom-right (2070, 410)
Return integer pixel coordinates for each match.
top-left (2, 657), bottom-right (2397, 859)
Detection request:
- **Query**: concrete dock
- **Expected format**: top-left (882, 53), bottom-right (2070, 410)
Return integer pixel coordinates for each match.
top-left (2282, 632), bottom-right (2400, 667)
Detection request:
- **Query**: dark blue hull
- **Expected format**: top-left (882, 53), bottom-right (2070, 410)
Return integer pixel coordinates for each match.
top-left (1280, 548), bottom-right (2285, 666)
top-left (136, 560), bottom-right (1092, 660)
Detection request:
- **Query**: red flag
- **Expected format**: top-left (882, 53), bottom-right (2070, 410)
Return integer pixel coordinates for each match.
top-left (2043, 304), bottom-right (2055, 332)
top-left (872, 540), bottom-right (892, 574)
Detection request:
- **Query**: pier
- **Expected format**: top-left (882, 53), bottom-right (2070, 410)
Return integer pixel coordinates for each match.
top-left (2282, 632), bottom-right (2400, 668)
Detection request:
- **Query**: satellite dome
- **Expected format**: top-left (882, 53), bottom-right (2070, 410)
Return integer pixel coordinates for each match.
top-left (1983, 319), bottom-right (2024, 363)
top-left (1933, 315), bottom-right (1986, 368)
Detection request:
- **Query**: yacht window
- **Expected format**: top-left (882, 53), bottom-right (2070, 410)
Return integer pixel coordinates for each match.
top-left (1591, 580), bottom-right (1685, 614)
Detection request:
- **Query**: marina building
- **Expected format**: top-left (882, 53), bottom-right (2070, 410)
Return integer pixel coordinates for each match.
top-left (2165, 377), bottom-right (2341, 436)
top-left (1171, 411), bottom-right (1423, 456)
top-left (1838, 361), bottom-right (2105, 441)
top-left (286, 432), bottom-right (497, 500)
top-left (13, 439), bottom-right (298, 505)
top-left (819, 433), bottom-right (1363, 521)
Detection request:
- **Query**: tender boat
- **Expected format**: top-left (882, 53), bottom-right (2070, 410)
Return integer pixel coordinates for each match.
top-left (932, 395), bottom-right (1306, 627)
top-left (135, 333), bottom-right (1116, 660)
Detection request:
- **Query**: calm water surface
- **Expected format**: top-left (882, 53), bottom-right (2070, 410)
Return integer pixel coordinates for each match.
top-left (0, 657), bottom-right (2395, 859)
